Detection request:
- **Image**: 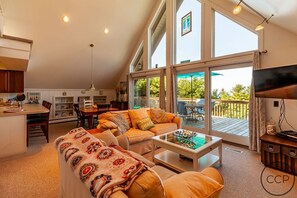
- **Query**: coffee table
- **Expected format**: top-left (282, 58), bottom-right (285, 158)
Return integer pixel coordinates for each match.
top-left (152, 129), bottom-right (222, 172)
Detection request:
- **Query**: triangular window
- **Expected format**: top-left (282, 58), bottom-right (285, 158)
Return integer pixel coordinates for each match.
top-left (214, 12), bottom-right (258, 57)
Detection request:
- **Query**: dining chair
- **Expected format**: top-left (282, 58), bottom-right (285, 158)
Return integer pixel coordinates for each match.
top-left (84, 99), bottom-right (93, 109)
top-left (27, 100), bottom-right (52, 146)
top-left (97, 103), bottom-right (111, 114)
top-left (73, 103), bottom-right (90, 127)
top-left (92, 104), bottom-right (111, 128)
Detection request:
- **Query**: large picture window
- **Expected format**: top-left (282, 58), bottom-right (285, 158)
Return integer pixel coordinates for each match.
top-left (214, 12), bottom-right (258, 57)
top-left (175, 0), bottom-right (201, 64)
top-left (151, 4), bottom-right (166, 68)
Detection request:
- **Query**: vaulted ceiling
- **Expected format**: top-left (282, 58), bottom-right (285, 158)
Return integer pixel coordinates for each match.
top-left (229, 0), bottom-right (297, 33)
top-left (1, 0), bottom-right (158, 89)
top-left (2, 0), bottom-right (297, 89)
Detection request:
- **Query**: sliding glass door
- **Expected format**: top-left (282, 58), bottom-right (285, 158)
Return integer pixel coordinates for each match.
top-left (176, 70), bottom-right (206, 131)
top-left (210, 66), bottom-right (252, 145)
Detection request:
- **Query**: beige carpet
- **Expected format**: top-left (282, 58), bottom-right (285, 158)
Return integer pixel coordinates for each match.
top-left (0, 122), bottom-right (296, 198)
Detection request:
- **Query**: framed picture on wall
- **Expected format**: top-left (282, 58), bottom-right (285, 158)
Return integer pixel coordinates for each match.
top-left (181, 12), bottom-right (192, 36)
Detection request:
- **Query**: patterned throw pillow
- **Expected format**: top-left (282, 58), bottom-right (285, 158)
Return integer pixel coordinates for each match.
top-left (137, 117), bottom-right (155, 131)
top-left (108, 114), bottom-right (130, 134)
top-left (128, 108), bottom-right (150, 129)
top-left (150, 108), bottom-right (169, 124)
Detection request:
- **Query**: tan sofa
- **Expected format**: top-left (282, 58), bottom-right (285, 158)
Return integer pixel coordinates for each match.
top-left (96, 108), bottom-right (182, 155)
top-left (56, 130), bottom-right (224, 198)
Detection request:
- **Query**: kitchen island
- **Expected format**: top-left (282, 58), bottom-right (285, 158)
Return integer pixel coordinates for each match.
top-left (0, 104), bottom-right (49, 158)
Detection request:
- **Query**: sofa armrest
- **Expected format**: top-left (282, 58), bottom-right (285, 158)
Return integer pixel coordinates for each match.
top-left (110, 190), bottom-right (128, 198)
top-left (173, 116), bottom-right (182, 129)
top-left (116, 134), bottom-right (130, 150)
top-left (201, 167), bottom-right (224, 185)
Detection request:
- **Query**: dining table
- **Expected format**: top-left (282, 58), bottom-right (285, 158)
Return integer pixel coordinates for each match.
top-left (80, 106), bottom-right (119, 129)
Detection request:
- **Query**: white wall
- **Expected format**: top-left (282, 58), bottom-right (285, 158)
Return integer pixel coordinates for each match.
top-left (260, 21), bottom-right (297, 131)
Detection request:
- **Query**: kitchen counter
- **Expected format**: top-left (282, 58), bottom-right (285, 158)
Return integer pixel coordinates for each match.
top-left (0, 104), bottom-right (49, 159)
top-left (0, 104), bottom-right (49, 117)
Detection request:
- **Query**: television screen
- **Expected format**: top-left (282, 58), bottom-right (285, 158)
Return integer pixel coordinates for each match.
top-left (253, 64), bottom-right (297, 99)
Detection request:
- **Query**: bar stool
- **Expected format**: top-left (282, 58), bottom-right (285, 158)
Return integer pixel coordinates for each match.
top-left (27, 100), bottom-right (52, 146)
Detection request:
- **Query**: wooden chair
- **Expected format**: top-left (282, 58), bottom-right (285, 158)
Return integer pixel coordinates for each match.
top-left (73, 103), bottom-right (90, 127)
top-left (93, 104), bottom-right (111, 128)
top-left (97, 103), bottom-right (111, 114)
top-left (83, 99), bottom-right (93, 109)
top-left (27, 100), bottom-right (52, 146)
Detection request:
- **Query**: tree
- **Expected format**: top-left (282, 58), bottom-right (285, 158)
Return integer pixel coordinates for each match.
top-left (149, 77), bottom-right (160, 97)
top-left (211, 89), bottom-right (220, 99)
top-left (230, 84), bottom-right (250, 100)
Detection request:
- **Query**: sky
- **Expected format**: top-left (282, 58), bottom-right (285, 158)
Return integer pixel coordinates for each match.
top-left (151, 0), bottom-right (257, 92)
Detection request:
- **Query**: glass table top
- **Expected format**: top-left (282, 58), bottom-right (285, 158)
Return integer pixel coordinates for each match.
top-left (158, 129), bottom-right (213, 150)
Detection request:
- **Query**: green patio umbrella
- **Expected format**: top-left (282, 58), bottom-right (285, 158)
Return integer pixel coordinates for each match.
top-left (177, 71), bottom-right (222, 102)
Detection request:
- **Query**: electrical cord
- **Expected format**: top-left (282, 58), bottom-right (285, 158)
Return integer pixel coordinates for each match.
top-left (278, 99), bottom-right (297, 132)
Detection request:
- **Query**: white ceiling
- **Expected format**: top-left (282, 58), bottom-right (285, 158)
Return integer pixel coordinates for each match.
top-left (1, 0), bottom-right (157, 89)
top-left (230, 0), bottom-right (297, 33)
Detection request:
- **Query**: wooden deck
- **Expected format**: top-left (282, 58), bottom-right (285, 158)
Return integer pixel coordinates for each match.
top-left (183, 116), bottom-right (249, 137)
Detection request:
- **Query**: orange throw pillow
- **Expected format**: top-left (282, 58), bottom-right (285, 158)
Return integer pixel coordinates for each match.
top-left (128, 108), bottom-right (150, 129)
top-left (150, 108), bottom-right (169, 124)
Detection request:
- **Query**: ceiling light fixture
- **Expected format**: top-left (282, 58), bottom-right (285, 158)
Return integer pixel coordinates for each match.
top-left (104, 28), bottom-right (109, 34)
top-left (63, 15), bottom-right (70, 23)
top-left (86, 44), bottom-right (97, 91)
top-left (232, 0), bottom-right (274, 31)
top-left (232, 0), bottom-right (242, 15)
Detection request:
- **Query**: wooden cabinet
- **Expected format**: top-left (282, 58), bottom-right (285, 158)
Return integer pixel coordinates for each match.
top-left (0, 71), bottom-right (8, 92)
top-left (53, 96), bottom-right (74, 119)
top-left (0, 70), bottom-right (24, 93)
top-left (260, 134), bottom-right (297, 175)
top-left (111, 101), bottom-right (128, 110)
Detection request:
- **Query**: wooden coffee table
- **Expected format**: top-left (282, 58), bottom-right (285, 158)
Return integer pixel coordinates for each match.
top-left (152, 129), bottom-right (222, 172)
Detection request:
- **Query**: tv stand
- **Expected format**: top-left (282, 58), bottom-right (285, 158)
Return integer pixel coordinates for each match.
top-left (260, 134), bottom-right (297, 175)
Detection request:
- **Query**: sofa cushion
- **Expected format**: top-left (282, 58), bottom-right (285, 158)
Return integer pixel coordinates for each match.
top-left (126, 169), bottom-right (165, 198)
top-left (93, 129), bottom-right (119, 146)
top-left (98, 119), bottom-right (118, 129)
top-left (149, 123), bottom-right (178, 135)
top-left (163, 171), bottom-right (224, 198)
top-left (99, 112), bottom-right (132, 128)
top-left (108, 113), bottom-right (130, 134)
top-left (166, 113), bottom-right (176, 123)
top-left (150, 108), bottom-right (169, 124)
top-left (137, 117), bottom-right (155, 131)
top-left (124, 128), bottom-right (154, 144)
top-left (128, 109), bottom-right (150, 129)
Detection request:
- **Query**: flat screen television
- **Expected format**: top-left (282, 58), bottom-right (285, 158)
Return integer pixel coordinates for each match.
top-left (253, 64), bottom-right (297, 99)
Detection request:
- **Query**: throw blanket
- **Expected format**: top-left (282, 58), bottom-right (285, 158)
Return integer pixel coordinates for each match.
top-left (55, 127), bottom-right (148, 198)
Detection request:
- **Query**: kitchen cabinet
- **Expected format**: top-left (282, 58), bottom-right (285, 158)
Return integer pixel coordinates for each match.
top-left (0, 70), bottom-right (24, 93)
top-left (0, 71), bottom-right (8, 92)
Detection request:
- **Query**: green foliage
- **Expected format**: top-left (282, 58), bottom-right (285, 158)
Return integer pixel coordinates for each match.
top-left (230, 84), bottom-right (250, 100)
top-left (149, 77), bottom-right (160, 97)
top-left (134, 79), bottom-right (146, 96)
top-left (177, 78), bottom-right (250, 101)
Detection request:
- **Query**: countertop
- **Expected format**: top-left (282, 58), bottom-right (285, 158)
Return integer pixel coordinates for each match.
top-left (0, 104), bottom-right (49, 117)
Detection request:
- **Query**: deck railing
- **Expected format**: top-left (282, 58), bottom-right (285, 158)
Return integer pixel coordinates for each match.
top-left (134, 97), bottom-right (249, 120)
top-left (178, 98), bottom-right (249, 120)
top-left (212, 100), bottom-right (249, 120)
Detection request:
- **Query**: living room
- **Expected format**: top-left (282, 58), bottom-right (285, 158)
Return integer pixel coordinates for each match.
top-left (1, 0), bottom-right (297, 197)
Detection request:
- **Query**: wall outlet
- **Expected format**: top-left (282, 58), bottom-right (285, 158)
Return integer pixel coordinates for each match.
top-left (273, 101), bottom-right (279, 107)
